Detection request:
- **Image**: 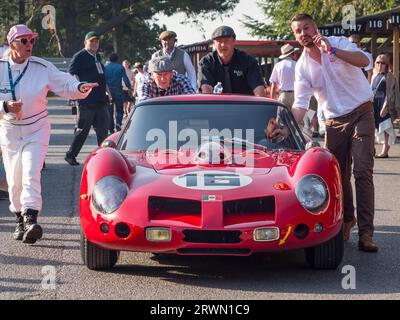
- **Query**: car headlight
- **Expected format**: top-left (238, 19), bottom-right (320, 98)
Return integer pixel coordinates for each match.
top-left (295, 175), bottom-right (329, 214)
top-left (92, 176), bottom-right (128, 214)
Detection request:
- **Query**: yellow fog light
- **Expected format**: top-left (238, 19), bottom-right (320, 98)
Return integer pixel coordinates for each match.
top-left (253, 227), bottom-right (280, 242)
top-left (146, 228), bottom-right (171, 242)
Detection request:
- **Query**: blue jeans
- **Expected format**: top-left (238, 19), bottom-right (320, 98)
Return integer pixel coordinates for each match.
top-left (109, 88), bottom-right (124, 132)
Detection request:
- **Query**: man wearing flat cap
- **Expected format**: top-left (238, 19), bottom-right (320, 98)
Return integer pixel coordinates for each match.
top-left (152, 30), bottom-right (197, 91)
top-left (269, 44), bottom-right (300, 108)
top-left (138, 56), bottom-right (195, 102)
top-left (198, 26), bottom-right (265, 96)
top-left (65, 31), bottom-right (109, 166)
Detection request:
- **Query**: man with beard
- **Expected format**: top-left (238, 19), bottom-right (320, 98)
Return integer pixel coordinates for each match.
top-left (289, 13), bottom-right (377, 252)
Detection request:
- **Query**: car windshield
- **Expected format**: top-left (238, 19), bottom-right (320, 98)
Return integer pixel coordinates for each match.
top-left (119, 102), bottom-right (306, 152)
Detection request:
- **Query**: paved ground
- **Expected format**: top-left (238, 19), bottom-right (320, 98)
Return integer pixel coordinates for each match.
top-left (1, 99), bottom-right (400, 300)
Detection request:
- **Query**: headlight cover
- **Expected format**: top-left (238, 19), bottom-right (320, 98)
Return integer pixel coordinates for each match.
top-left (92, 176), bottom-right (128, 214)
top-left (295, 175), bottom-right (329, 214)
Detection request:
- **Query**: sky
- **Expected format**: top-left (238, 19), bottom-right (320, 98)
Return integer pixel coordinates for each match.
top-left (154, 0), bottom-right (267, 46)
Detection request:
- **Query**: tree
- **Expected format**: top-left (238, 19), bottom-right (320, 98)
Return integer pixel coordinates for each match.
top-left (0, 0), bottom-right (239, 63)
top-left (242, 0), bottom-right (400, 40)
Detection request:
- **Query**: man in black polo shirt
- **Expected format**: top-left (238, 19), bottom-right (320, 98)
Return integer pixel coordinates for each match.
top-left (198, 26), bottom-right (265, 96)
top-left (65, 31), bottom-right (109, 166)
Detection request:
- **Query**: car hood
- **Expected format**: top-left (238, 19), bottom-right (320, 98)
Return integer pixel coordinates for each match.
top-left (124, 149), bottom-right (302, 176)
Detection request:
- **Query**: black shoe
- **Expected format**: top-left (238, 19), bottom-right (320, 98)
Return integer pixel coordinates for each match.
top-left (13, 212), bottom-right (24, 241)
top-left (64, 154), bottom-right (79, 166)
top-left (312, 131), bottom-right (320, 138)
top-left (116, 125), bottom-right (122, 132)
top-left (22, 209), bottom-right (43, 244)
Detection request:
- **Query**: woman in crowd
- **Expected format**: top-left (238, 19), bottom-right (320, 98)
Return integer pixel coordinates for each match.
top-left (371, 54), bottom-right (398, 158)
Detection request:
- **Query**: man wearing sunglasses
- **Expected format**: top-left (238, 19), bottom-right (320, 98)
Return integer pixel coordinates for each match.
top-left (0, 24), bottom-right (98, 244)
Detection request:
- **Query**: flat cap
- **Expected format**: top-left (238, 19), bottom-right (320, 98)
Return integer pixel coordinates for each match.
top-left (85, 31), bottom-right (99, 41)
top-left (149, 56), bottom-right (174, 73)
top-left (211, 26), bottom-right (236, 40)
top-left (159, 30), bottom-right (177, 41)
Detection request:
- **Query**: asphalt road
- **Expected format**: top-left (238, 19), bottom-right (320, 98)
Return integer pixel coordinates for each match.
top-left (1, 98), bottom-right (400, 300)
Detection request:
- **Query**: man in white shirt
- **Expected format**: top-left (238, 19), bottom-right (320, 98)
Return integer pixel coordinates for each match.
top-left (122, 60), bottom-right (135, 115)
top-left (133, 62), bottom-right (149, 102)
top-left (289, 13), bottom-right (377, 252)
top-left (152, 31), bottom-right (197, 91)
top-left (269, 44), bottom-right (299, 108)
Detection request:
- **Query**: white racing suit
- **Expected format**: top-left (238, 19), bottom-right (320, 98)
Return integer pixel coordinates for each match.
top-left (0, 56), bottom-right (89, 214)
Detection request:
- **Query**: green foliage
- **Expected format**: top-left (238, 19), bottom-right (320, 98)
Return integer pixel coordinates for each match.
top-left (0, 0), bottom-right (239, 63)
top-left (243, 0), bottom-right (400, 39)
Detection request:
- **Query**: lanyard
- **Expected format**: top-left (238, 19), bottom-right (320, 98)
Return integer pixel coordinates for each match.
top-left (7, 60), bottom-right (30, 101)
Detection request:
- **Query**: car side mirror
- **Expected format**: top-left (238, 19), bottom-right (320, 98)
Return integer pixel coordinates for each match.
top-left (101, 140), bottom-right (117, 149)
top-left (305, 141), bottom-right (321, 150)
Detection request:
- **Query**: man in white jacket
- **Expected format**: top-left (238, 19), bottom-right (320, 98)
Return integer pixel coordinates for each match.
top-left (0, 25), bottom-right (98, 244)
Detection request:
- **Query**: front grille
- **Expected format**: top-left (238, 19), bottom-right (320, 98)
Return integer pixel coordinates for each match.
top-left (223, 196), bottom-right (275, 214)
top-left (177, 248), bottom-right (250, 255)
top-left (149, 196), bottom-right (201, 215)
top-left (183, 230), bottom-right (241, 244)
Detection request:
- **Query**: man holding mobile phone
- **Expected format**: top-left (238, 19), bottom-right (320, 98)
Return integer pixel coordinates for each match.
top-left (289, 13), bottom-right (377, 252)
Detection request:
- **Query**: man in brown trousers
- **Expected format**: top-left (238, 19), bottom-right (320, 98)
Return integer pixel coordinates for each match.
top-left (289, 13), bottom-right (378, 252)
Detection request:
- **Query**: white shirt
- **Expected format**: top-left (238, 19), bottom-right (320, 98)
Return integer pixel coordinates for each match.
top-left (269, 58), bottom-right (296, 91)
top-left (363, 51), bottom-right (373, 72)
top-left (0, 56), bottom-right (89, 125)
top-left (122, 67), bottom-right (135, 91)
top-left (135, 71), bottom-right (148, 88)
top-left (294, 36), bottom-right (373, 119)
top-left (135, 71), bottom-right (149, 100)
top-left (152, 47), bottom-right (197, 90)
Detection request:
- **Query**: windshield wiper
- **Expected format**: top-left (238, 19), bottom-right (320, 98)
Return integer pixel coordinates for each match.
top-left (220, 137), bottom-right (269, 152)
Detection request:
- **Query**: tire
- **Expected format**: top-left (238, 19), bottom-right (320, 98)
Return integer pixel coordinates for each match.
top-left (304, 225), bottom-right (344, 270)
top-left (80, 229), bottom-right (120, 270)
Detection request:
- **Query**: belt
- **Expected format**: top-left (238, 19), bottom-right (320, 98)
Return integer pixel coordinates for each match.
top-left (279, 90), bottom-right (294, 93)
top-left (331, 100), bottom-right (373, 120)
top-left (6, 109), bottom-right (48, 126)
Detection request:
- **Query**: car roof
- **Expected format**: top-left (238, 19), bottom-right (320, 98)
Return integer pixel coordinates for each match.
top-left (137, 94), bottom-right (281, 106)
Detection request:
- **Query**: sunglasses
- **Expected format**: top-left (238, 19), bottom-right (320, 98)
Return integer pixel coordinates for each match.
top-left (376, 61), bottom-right (386, 65)
top-left (14, 38), bottom-right (36, 45)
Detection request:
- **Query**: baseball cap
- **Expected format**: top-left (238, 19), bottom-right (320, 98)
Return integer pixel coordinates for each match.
top-left (85, 31), bottom-right (99, 41)
top-left (149, 56), bottom-right (174, 73)
top-left (211, 26), bottom-right (236, 40)
top-left (7, 24), bottom-right (38, 44)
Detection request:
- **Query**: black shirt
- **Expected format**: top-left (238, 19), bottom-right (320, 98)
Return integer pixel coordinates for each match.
top-left (198, 49), bottom-right (265, 95)
top-left (69, 49), bottom-right (107, 106)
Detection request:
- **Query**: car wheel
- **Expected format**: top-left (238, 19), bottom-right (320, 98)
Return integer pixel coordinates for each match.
top-left (80, 229), bottom-right (120, 270)
top-left (304, 225), bottom-right (344, 270)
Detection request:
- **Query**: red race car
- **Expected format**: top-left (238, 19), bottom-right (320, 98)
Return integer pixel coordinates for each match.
top-left (79, 95), bottom-right (343, 270)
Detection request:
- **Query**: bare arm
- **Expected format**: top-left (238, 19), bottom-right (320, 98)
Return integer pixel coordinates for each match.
top-left (367, 69), bottom-right (373, 84)
top-left (201, 84), bottom-right (213, 94)
top-left (253, 86), bottom-right (266, 97)
top-left (291, 107), bottom-right (308, 125)
top-left (270, 83), bottom-right (277, 99)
